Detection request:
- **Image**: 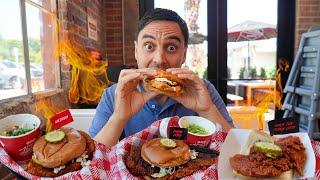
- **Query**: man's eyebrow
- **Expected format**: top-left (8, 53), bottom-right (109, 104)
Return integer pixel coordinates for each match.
top-left (142, 34), bottom-right (156, 40)
top-left (165, 35), bottom-right (181, 42)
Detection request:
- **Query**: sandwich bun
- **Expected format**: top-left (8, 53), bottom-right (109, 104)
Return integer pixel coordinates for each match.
top-left (25, 128), bottom-right (95, 177)
top-left (141, 138), bottom-right (190, 168)
top-left (33, 128), bottom-right (86, 168)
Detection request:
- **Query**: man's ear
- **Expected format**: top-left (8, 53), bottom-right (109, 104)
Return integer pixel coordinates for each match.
top-left (134, 41), bottom-right (138, 61)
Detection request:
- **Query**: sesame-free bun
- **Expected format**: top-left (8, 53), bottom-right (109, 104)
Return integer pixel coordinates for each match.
top-left (32, 127), bottom-right (86, 168)
top-left (141, 138), bottom-right (190, 168)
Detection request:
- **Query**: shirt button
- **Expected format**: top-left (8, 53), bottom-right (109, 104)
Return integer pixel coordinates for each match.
top-left (151, 105), bottom-right (156, 109)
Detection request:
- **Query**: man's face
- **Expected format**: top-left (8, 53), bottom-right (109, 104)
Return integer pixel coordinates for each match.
top-left (135, 21), bottom-right (187, 69)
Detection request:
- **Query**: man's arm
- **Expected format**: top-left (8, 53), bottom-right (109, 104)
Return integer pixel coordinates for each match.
top-left (92, 69), bottom-right (158, 148)
top-left (94, 114), bottom-right (128, 147)
top-left (201, 79), bottom-right (234, 131)
top-left (89, 86), bottom-right (117, 137)
top-left (198, 104), bottom-right (232, 131)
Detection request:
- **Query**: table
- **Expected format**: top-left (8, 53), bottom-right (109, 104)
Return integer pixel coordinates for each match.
top-left (228, 80), bottom-right (275, 106)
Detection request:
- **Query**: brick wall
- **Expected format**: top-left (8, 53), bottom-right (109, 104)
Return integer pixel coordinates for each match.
top-left (59, 0), bottom-right (106, 90)
top-left (123, 0), bottom-right (139, 66)
top-left (105, 0), bottom-right (123, 66)
top-left (104, 0), bottom-right (139, 66)
top-left (295, 0), bottom-right (320, 52)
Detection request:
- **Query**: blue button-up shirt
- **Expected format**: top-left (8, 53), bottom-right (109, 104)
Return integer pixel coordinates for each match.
top-left (89, 79), bottom-right (233, 138)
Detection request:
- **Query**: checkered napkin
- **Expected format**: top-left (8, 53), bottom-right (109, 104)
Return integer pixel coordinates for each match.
top-left (1, 119), bottom-right (320, 179)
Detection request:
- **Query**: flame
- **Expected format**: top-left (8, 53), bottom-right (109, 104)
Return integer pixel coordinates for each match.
top-left (230, 59), bottom-right (290, 130)
top-left (275, 58), bottom-right (290, 109)
top-left (229, 87), bottom-right (274, 130)
top-left (54, 21), bottom-right (111, 105)
top-left (255, 89), bottom-right (275, 130)
top-left (57, 41), bottom-right (110, 104)
top-left (35, 99), bottom-right (61, 132)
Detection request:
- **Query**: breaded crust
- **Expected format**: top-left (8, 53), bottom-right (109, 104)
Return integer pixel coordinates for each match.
top-left (144, 82), bottom-right (182, 97)
top-left (154, 69), bottom-right (185, 85)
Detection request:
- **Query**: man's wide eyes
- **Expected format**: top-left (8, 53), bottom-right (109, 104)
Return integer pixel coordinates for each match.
top-left (144, 43), bottom-right (154, 50)
top-left (167, 45), bottom-right (177, 52)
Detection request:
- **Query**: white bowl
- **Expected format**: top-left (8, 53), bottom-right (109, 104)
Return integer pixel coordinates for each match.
top-left (179, 116), bottom-right (216, 136)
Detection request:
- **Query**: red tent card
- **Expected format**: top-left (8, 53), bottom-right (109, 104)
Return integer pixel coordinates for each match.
top-left (50, 109), bottom-right (74, 129)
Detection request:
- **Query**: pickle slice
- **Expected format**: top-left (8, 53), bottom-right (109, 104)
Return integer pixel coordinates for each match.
top-left (253, 141), bottom-right (283, 159)
top-left (32, 155), bottom-right (41, 165)
top-left (160, 138), bottom-right (177, 148)
top-left (45, 130), bottom-right (65, 143)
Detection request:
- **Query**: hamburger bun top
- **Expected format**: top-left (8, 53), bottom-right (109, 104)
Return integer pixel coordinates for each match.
top-left (33, 127), bottom-right (86, 168)
top-left (141, 138), bottom-right (191, 168)
top-left (154, 69), bottom-right (184, 85)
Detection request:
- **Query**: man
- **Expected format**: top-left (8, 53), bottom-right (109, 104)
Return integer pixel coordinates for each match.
top-left (90, 8), bottom-right (233, 147)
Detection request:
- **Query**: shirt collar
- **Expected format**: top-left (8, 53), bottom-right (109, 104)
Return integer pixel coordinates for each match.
top-left (137, 83), bottom-right (179, 111)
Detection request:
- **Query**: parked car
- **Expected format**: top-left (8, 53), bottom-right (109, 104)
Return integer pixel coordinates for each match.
top-left (20, 63), bottom-right (43, 77)
top-left (30, 63), bottom-right (43, 77)
top-left (0, 60), bottom-right (25, 89)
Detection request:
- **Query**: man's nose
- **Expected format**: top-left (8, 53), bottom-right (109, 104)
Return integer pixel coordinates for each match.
top-left (153, 49), bottom-right (166, 65)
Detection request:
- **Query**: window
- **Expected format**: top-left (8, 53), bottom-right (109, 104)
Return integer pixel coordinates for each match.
top-left (226, 0), bottom-right (278, 106)
top-left (0, 0), bottom-right (59, 101)
top-left (154, 0), bottom-right (208, 78)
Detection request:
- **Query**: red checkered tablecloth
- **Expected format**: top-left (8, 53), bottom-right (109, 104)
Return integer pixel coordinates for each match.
top-left (1, 119), bottom-right (320, 179)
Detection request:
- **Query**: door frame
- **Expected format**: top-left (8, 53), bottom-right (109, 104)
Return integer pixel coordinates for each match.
top-left (139, 0), bottom-right (296, 114)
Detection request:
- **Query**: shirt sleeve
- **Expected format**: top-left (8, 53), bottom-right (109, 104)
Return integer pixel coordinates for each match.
top-left (203, 79), bottom-right (235, 127)
top-left (88, 84), bottom-right (116, 137)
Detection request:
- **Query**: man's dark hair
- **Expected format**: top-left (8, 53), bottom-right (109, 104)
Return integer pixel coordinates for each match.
top-left (135, 8), bottom-right (189, 46)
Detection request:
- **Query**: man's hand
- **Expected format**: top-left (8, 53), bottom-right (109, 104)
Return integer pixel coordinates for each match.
top-left (167, 68), bottom-right (231, 131)
top-left (94, 68), bottom-right (159, 147)
top-left (167, 68), bottom-right (212, 112)
top-left (113, 68), bottom-right (158, 123)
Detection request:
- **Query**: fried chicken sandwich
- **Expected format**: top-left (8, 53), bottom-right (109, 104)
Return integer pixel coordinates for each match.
top-left (125, 138), bottom-right (218, 179)
top-left (145, 69), bottom-right (184, 96)
top-left (229, 130), bottom-right (307, 179)
top-left (25, 127), bottom-right (95, 177)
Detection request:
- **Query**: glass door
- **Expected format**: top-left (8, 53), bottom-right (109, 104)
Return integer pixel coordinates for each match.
top-left (154, 0), bottom-right (208, 78)
top-left (226, 0), bottom-right (278, 129)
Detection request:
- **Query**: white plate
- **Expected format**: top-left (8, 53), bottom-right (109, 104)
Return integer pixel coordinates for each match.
top-left (218, 129), bottom-right (316, 179)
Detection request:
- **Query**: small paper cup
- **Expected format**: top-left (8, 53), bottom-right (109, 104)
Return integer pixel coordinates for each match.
top-left (159, 116), bottom-right (179, 138)
top-left (179, 116), bottom-right (216, 147)
top-left (0, 114), bottom-right (41, 162)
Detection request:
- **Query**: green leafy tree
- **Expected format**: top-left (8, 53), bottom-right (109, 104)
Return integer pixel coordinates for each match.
top-left (250, 66), bottom-right (257, 78)
top-left (267, 68), bottom-right (276, 79)
top-left (239, 67), bottom-right (245, 79)
top-left (260, 67), bottom-right (267, 79)
top-left (0, 39), bottom-right (24, 62)
top-left (28, 38), bottom-right (41, 64)
top-left (0, 38), bottom-right (41, 64)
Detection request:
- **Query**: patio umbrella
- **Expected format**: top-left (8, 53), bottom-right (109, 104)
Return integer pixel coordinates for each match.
top-left (228, 20), bottom-right (277, 69)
